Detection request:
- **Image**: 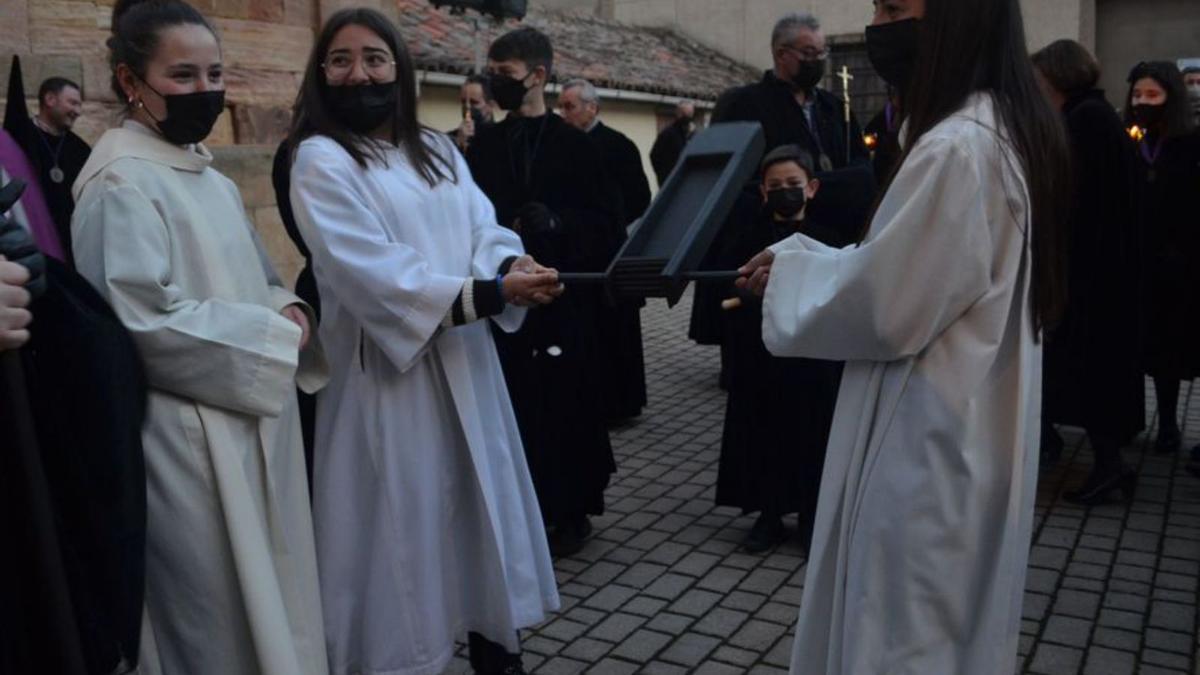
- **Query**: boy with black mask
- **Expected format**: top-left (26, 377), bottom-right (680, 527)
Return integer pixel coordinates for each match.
top-left (467, 27), bottom-right (621, 558)
top-left (714, 145), bottom-right (846, 554)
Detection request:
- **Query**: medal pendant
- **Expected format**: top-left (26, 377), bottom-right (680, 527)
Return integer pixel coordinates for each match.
top-left (819, 154), bottom-right (834, 172)
top-left (50, 166), bottom-right (65, 184)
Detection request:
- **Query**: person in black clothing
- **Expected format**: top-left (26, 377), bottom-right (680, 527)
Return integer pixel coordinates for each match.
top-left (560, 77), bottom-right (651, 422)
top-left (863, 87), bottom-right (902, 185)
top-left (1123, 61), bottom-right (1200, 458)
top-left (467, 27), bottom-right (619, 560)
top-left (716, 145), bottom-right (845, 554)
top-left (1031, 40), bottom-right (1145, 504)
top-left (449, 73), bottom-right (496, 153)
top-left (649, 100), bottom-right (695, 187)
top-left (4, 60), bottom-right (92, 264)
top-left (691, 11), bottom-right (874, 382)
top-left (270, 139), bottom-right (320, 485)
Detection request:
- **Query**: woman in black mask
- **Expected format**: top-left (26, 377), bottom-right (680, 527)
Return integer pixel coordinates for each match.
top-left (1123, 61), bottom-right (1200, 457)
top-left (72, 0), bottom-right (330, 672)
top-left (1031, 40), bottom-right (1145, 503)
top-left (737, 0), bottom-right (1069, 671)
top-left (286, 9), bottom-right (563, 675)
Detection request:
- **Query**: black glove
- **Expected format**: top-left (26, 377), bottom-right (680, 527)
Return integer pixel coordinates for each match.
top-left (0, 180), bottom-right (47, 299)
top-left (514, 202), bottom-right (558, 235)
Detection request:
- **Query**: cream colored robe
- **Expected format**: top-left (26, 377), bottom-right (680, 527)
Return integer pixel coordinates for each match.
top-left (762, 95), bottom-right (1040, 674)
top-left (72, 121), bottom-right (330, 675)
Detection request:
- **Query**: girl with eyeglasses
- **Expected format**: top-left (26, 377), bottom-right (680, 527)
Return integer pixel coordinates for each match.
top-left (284, 9), bottom-right (563, 675)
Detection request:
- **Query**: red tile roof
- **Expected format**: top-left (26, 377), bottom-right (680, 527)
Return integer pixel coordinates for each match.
top-left (397, 0), bottom-right (760, 100)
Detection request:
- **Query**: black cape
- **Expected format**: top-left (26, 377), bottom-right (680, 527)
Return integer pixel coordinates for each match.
top-left (690, 72), bottom-right (876, 346)
top-left (1042, 90), bottom-right (1145, 439)
top-left (587, 120), bottom-right (651, 421)
top-left (1137, 127), bottom-right (1200, 380)
top-left (4, 56), bottom-right (91, 263)
top-left (714, 197), bottom-right (844, 535)
top-left (1, 251), bottom-right (147, 675)
top-left (271, 140), bottom-right (319, 483)
top-left (466, 112), bottom-right (618, 524)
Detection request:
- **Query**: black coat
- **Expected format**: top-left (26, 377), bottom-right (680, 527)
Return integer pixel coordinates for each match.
top-left (3, 257), bottom-right (147, 674)
top-left (649, 118), bottom-right (692, 187)
top-left (587, 121), bottom-right (651, 420)
top-left (690, 72), bottom-right (876, 346)
top-left (1042, 90), bottom-right (1146, 439)
top-left (714, 201), bottom-right (843, 527)
top-left (467, 113), bottom-right (619, 523)
top-left (1138, 127), bottom-right (1200, 380)
top-left (863, 105), bottom-right (902, 186)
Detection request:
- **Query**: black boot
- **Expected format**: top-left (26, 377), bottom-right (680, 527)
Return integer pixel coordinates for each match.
top-left (548, 515), bottom-right (593, 558)
top-left (743, 512), bottom-right (785, 554)
top-left (1064, 466), bottom-right (1136, 505)
top-left (468, 632), bottom-right (526, 675)
top-left (1155, 426), bottom-right (1182, 455)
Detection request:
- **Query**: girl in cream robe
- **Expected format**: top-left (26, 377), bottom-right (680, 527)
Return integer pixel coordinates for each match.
top-left (71, 120), bottom-right (330, 675)
top-left (762, 94), bottom-right (1041, 674)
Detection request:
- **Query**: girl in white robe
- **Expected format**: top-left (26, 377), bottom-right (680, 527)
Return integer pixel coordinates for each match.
top-left (285, 9), bottom-right (563, 675)
top-left (739, 1), bottom-right (1071, 673)
top-left (72, 2), bottom-right (328, 673)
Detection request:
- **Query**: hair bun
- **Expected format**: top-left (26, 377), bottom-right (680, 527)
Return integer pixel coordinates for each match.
top-left (111, 0), bottom-right (165, 30)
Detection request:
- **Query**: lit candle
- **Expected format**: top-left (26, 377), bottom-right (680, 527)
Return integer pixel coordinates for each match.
top-left (1127, 125), bottom-right (1145, 142)
top-left (863, 133), bottom-right (879, 150)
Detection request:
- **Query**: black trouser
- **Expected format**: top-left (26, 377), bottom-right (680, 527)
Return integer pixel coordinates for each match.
top-left (468, 632), bottom-right (521, 674)
top-left (1155, 377), bottom-right (1181, 433)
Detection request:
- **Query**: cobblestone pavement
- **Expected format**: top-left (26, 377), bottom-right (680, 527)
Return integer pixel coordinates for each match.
top-left (447, 292), bottom-right (1200, 675)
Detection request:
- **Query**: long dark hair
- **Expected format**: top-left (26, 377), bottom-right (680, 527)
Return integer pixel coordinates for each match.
top-left (1123, 61), bottom-right (1195, 141)
top-left (287, 8), bottom-right (455, 187)
top-left (876, 0), bottom-right (1070, 335)
top-left (107, 0), bottom-right (217, 104)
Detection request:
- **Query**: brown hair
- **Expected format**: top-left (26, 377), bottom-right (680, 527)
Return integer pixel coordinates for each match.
top-left (1031, 40), bottom-right (1101, 97)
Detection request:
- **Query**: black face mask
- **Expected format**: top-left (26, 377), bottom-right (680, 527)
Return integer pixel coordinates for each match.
top-left (490, 72), bottom-right (532, 112)
top-left (325, 82), bottom-right (397, 134)
top-left (866, 18), bottom-right (920, 90)
top-left (766, 187), bottom-right (807, 219)
top-left (791, 59), bottom-right (826, 90)
top-left (1130, 103), bottom-right (1165, 131)
top-left (468, 106), bottom-right (492, 129)
top-left (139, 78), bottom-right (226, 145)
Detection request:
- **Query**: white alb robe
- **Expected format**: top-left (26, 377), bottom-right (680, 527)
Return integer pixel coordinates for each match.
top-left (762, 95), bottom-right (1040, 674)
top-left (71, 121), bottom-right (330, 675)
top-left (290, 133), bottom-right (559, 675)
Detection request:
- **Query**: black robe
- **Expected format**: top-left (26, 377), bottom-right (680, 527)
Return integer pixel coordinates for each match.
top-left (649, 118), bottom-right (692, 187)
top-left (1042, 90), bottom-right (1145, 440)
top-left (1138, 127), bottom-right (1200, 380)
top-left (714, 198), bottom-right (845, 535)
top-left (0, 238), bottom-right (147, 674)
top-left (863, 105), bottom-right (902, 186)
top-left (4, 57), bottom-right (91, 263)
top-left (271, 140), bottom-right (319, 483)
top-left (691, 71), bottom-right (876, 347)
top-left (466, 112), bottom-right (619, 525)
top-left (587, 120), bottom-right (651, 421)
